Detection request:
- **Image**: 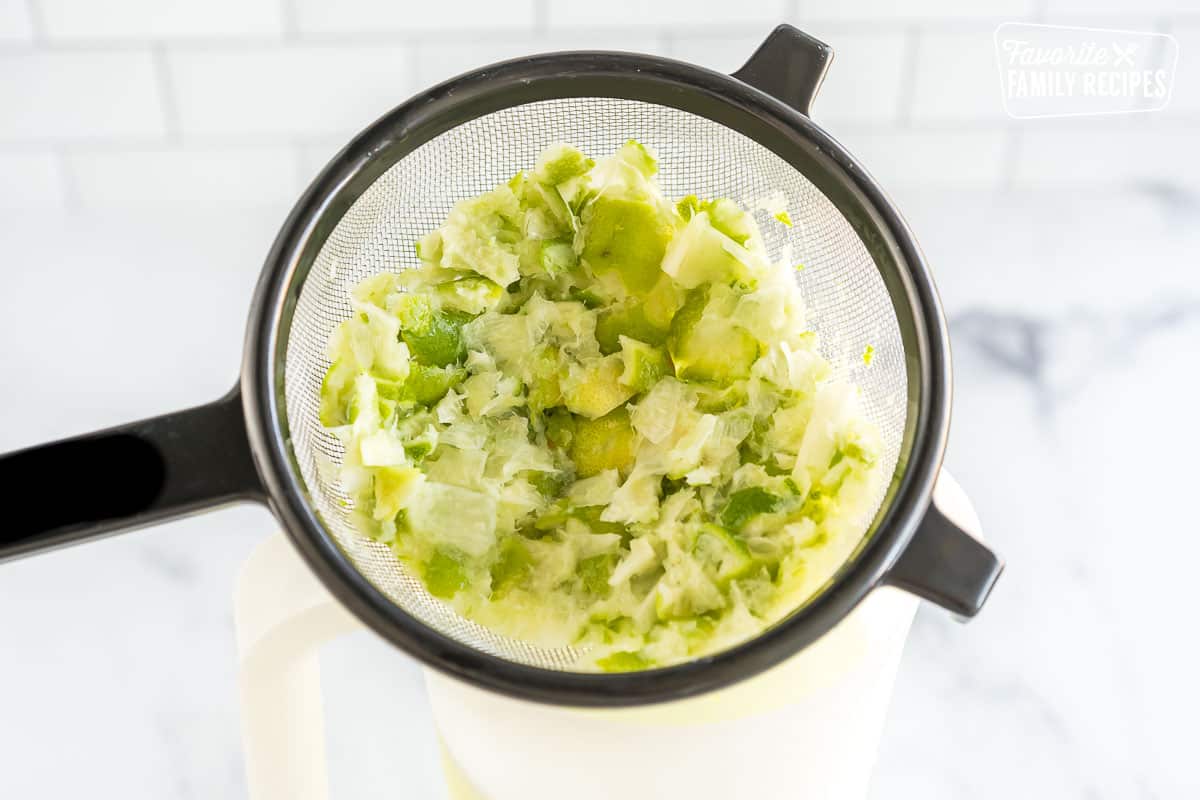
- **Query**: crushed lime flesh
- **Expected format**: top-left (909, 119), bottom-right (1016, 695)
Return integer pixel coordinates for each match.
top-left (320, 141), bottom-right (882, 670)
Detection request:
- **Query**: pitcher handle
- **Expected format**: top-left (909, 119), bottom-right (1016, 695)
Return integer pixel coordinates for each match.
top-left (234, 533), bottom-right (361, 800)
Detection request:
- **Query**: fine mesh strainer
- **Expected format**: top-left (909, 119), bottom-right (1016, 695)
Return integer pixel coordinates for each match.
top-left (0, 26), bottom-right (1001, 705)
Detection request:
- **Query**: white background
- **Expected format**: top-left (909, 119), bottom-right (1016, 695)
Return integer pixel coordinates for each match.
top-left (1, 0), bottom-right (1198, 797)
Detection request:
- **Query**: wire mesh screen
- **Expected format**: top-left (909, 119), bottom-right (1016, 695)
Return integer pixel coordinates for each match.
top-left (283, 98), bottom-right (908, 670)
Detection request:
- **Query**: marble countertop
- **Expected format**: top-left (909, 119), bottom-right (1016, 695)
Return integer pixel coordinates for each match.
top-left (1, 184), bottom-right (1196, 798)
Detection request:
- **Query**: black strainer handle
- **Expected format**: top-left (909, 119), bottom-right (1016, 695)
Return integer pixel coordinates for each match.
top-left (0, 388), bottom-right (264, 562)
top-left (732, 24), bottom-right (832, 117)
top-left (883, 487), bottom-right (1003, 619)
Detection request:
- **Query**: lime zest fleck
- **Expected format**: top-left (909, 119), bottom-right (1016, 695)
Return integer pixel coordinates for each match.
top-left (862, 344), bottom-right (875, 365)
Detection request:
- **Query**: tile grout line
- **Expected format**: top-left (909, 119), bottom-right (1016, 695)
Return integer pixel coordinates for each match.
top-left (151, 43), bottom-right (182, 144)
top-left (2, 103), bottom-right (1195, 150)
top-left (6, 16), bottom-right (1190, 54)
top-left (1152, 15), bottom-right (1173, 71)
top-left (5, 112), bottom-right (1198, 158)
top-left (658, 27), bottom-right (673, 58)
top-left (533, 0), bottom-right (548, 36)
top-left (656, 29), bottom-right (671, 57)
top-left (408, 38), bottom-right (422, 93)
top-left (53, 145), bottom-right (79, 212)
top-left (23, 0), bottom-right (46, 43)
top-left (1143, 16), bottom-right (1173, 118)
top-left (0, 21), bottom-right (991, 54)
top-left (999, 127), bottom-right (1022, 192)
top-left (894, 26), bottom-right (921, 128)
top-left (292, 140), bottom-right (311, 194)
top-left (280, 0), bottom-right (299, 41)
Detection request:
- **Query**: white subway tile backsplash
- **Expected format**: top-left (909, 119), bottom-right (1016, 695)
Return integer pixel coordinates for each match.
top-left (668, 31), bottom-right (906, 124)
top-left (0, 0), bottom-right (33, 41)
top-left (0, 153), bottom-right (64, 209)
top-left (0, 1), bottom-right (1193, 214)
top-left (797, 0), bottom-right (1034, 21)
top-left (66, 147), bottom-right (300, 210)
top-left (833, 128), bottom-right (1009, 186)
top-left (539, 30), bottom-right (668, 56)
top-left (910, 29), bottom-right (1009, 122)
top-left (39, 0), bottom-right (283, 40)
top-left (667, 34), bottom-right (769, 74)
top-left (1015, 128), bottom-right (1199, 185)
top-left (413, 38), bottom-right (552, 88)
top-left (0, 51), bottom-right (166, 142)
top-left (294, 0), bottom-right (536, 35)
top-left (414, 33), bottom-right (665, 88)
top-left (812, 32), bottom-right (908, 124)
top-left (296, 139), bottom-right (347, 186)
top-left (168, 45), bottom-right (414, 139)
top-left (549, 0), bottom-right (788, 29)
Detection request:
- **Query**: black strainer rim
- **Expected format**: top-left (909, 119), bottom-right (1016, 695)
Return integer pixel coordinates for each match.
top-left (241, 41), bottom-right (951, 706)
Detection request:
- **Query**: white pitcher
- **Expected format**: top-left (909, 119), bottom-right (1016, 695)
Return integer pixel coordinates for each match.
top-left (233, 471), bottom-right (983, 800)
